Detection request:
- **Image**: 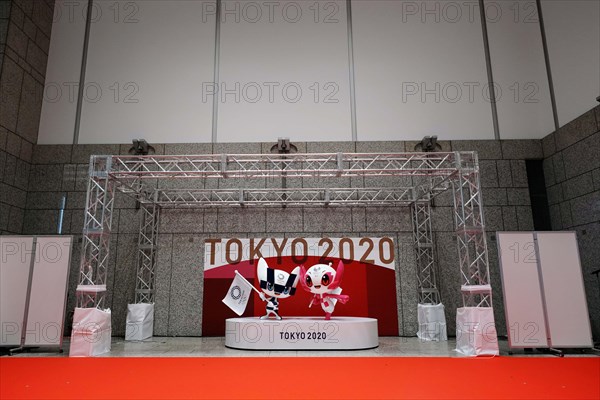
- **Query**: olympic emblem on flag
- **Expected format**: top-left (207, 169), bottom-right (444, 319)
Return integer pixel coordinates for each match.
top-left (231, 285), bottom-right (242, 300)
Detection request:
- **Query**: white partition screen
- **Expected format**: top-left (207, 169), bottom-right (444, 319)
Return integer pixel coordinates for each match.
top-left (536, 232), bottom-right (593, 348)
top-left (0, 237), bottom-right (34, 346)
top-left (497, 232), bottom-right (548, 348)
top-left (24, 237), bottom-right (72, 347)
top-left (498, 231), bottom-right (593, 349)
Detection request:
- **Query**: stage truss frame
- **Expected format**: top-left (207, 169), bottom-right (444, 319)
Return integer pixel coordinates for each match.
top-left (76, 151), bottom-right (492, 321)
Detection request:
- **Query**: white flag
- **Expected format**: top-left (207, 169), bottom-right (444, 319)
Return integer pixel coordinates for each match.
top-left (222, 273), bottom-right (253, 316)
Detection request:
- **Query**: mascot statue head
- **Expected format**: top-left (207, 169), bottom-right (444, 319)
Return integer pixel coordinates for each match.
top-left (299, 260), bottom-right (349, 320)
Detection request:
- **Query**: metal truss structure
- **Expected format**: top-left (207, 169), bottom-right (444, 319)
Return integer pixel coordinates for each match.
top-left (411, 201), bottom-right (440, 305)
top-left (76, 156), bottom-right (115, 309)
top-left (154, 187), bottom-right (416, 208)
top-left (452, 153), bottom-right (492, 308)
top-left (110, 152), bottom-right (458, 180)
top-left (134, 202), bottom-right (160, 303)
top-left (76, 151), bottom-right (492, 320)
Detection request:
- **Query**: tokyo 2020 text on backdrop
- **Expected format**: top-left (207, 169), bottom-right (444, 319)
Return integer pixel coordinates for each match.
top-left (203, 237), bottom-right (398, 335)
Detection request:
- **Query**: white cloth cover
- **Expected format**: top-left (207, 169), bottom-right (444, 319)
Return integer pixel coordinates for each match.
top-left (417, 303), bottom-right (448, 341)
top-left (125, 303), bottom-right (154, 341)
top-left (69, 308), bottom-right (111, 357)
top-left (455, 307), bottom-right (499, 356)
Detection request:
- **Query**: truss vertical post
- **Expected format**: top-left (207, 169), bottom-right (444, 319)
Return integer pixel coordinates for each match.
top-left (135, 201), bottom-right (160, 304)
top-left (411, 201), bottom-right (440, 304)
top-left (451, 152), bottom-right (492, 307)
top-left (76, 155), bottom-right (116, 309)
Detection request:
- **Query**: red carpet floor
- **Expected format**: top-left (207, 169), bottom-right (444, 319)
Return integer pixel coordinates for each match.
top-left (1, 357), bottom-right (599, 399)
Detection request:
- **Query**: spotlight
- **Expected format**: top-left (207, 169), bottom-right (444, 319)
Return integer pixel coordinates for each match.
top-left (270, 138), bottom-right (298, 154)
top-left (129, 139), bottom-right (155, 155)
top-left (415, 136), bottom-right (440, 152)
top-left (278, 138), bottom-right (290, 152)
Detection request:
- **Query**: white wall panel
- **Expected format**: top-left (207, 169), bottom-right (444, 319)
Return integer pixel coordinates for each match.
top-left (485, 0), bottom-right (554, 139)
top-left (79, 1), bottom-right (216, 144)
top-left (24, 237), bottom-right (71, 347)
top-left (536, 232), bottom-right (593, 347)
top-left (0, 237), bottom-right (34, 346)
top-left (37, 0), bottom-right (88, 144)
top-left (542, 0), bottom-right (600, 126)
top-left (352, 0), bottom-right (494, 141)
top-left (217, 0), bottom-right (351, 142)
top-left (497, 232), bottom-right (548, 348)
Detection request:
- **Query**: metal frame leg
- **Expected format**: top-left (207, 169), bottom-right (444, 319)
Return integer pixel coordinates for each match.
top-left (411, 201), bottom-right (440, 305)
top-left (76, 156), bottom-right (116, 309)
top-left (451, 152), bottom-right (493, 308)
top-left (452, 152), bottom-right (498, 355)
top-left (135, 202), bottom-right (160, 304)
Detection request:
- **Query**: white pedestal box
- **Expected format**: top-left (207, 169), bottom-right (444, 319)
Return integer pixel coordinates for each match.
top-left (125, 303), bottom-right (154, 341)
top-left (226, 317), bottom-right (379, 350)
top-left (69, 308), bottom-right (112, 357)
top-left (455, 307), bottom-right (499, 356)
top-left (417, 303), bottom-right (448, 341)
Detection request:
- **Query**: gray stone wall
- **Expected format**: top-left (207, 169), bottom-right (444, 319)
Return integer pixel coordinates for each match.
top-left (0, 0), bottom-right (54, 234)
top-left (1, 1), bottom-right (10, 76)
top-left (20, 140), bottom-right (544, 337)
top-left (542, 105), bottom-right (600, 340)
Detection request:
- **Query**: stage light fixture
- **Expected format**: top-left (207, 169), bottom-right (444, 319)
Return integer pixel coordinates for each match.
top-left (415, 135), bottom-right (440, 152)
top-left (270, 137), bottom-right (298, 154)
top-left (129, 139), bottom-right (155, 155)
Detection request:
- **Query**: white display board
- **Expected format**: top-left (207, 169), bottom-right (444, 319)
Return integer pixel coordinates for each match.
top-left (0, 236), bottom-right (72, 349)
top-left (24, 237), bottom-right (72, 347)
top-left (497, 232), bottom-right (548, 348)
top-left (498, 231), bottom-right (593, 349)
top-left (536, 232), bottom-right (592, 348)
top-left (0, 237), bottom-right (34, 346)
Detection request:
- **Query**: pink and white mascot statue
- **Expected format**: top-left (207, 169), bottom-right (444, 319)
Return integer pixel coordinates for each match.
top-left (300, 260), bottom-right (350, 320)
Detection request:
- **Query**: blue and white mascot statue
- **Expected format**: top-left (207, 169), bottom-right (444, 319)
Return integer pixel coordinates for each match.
top-left (256, 258), bottom-right (300, 320)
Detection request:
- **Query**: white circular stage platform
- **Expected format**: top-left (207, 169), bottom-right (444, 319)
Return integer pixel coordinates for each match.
top-left (225, 317), bottom-right (379, 350)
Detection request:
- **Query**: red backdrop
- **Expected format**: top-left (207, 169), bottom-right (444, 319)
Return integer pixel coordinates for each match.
top-left (203, 256), bottom-right (399, 336)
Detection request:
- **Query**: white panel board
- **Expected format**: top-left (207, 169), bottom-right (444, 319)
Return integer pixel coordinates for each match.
top-left (79, 0), bottom-right (216, 143)
top-left (37, 0), bottom-right (89, 144)
top-left (536, 232), bottom-right (593, 347)
top-left (352, 0), bottom-right (494, 140)
top-left (541, 0), bottom-right (600, 126)
top-left (24, 237), bottom-right (72, 347)
top-left (0, 237), bottom-right (34, 346)
top-left (497, 232), bottom-right (548, 348)
top-left (484, 0), bottom-right (554, 139)
top-left (217, 0), bottom-right (351, 142)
